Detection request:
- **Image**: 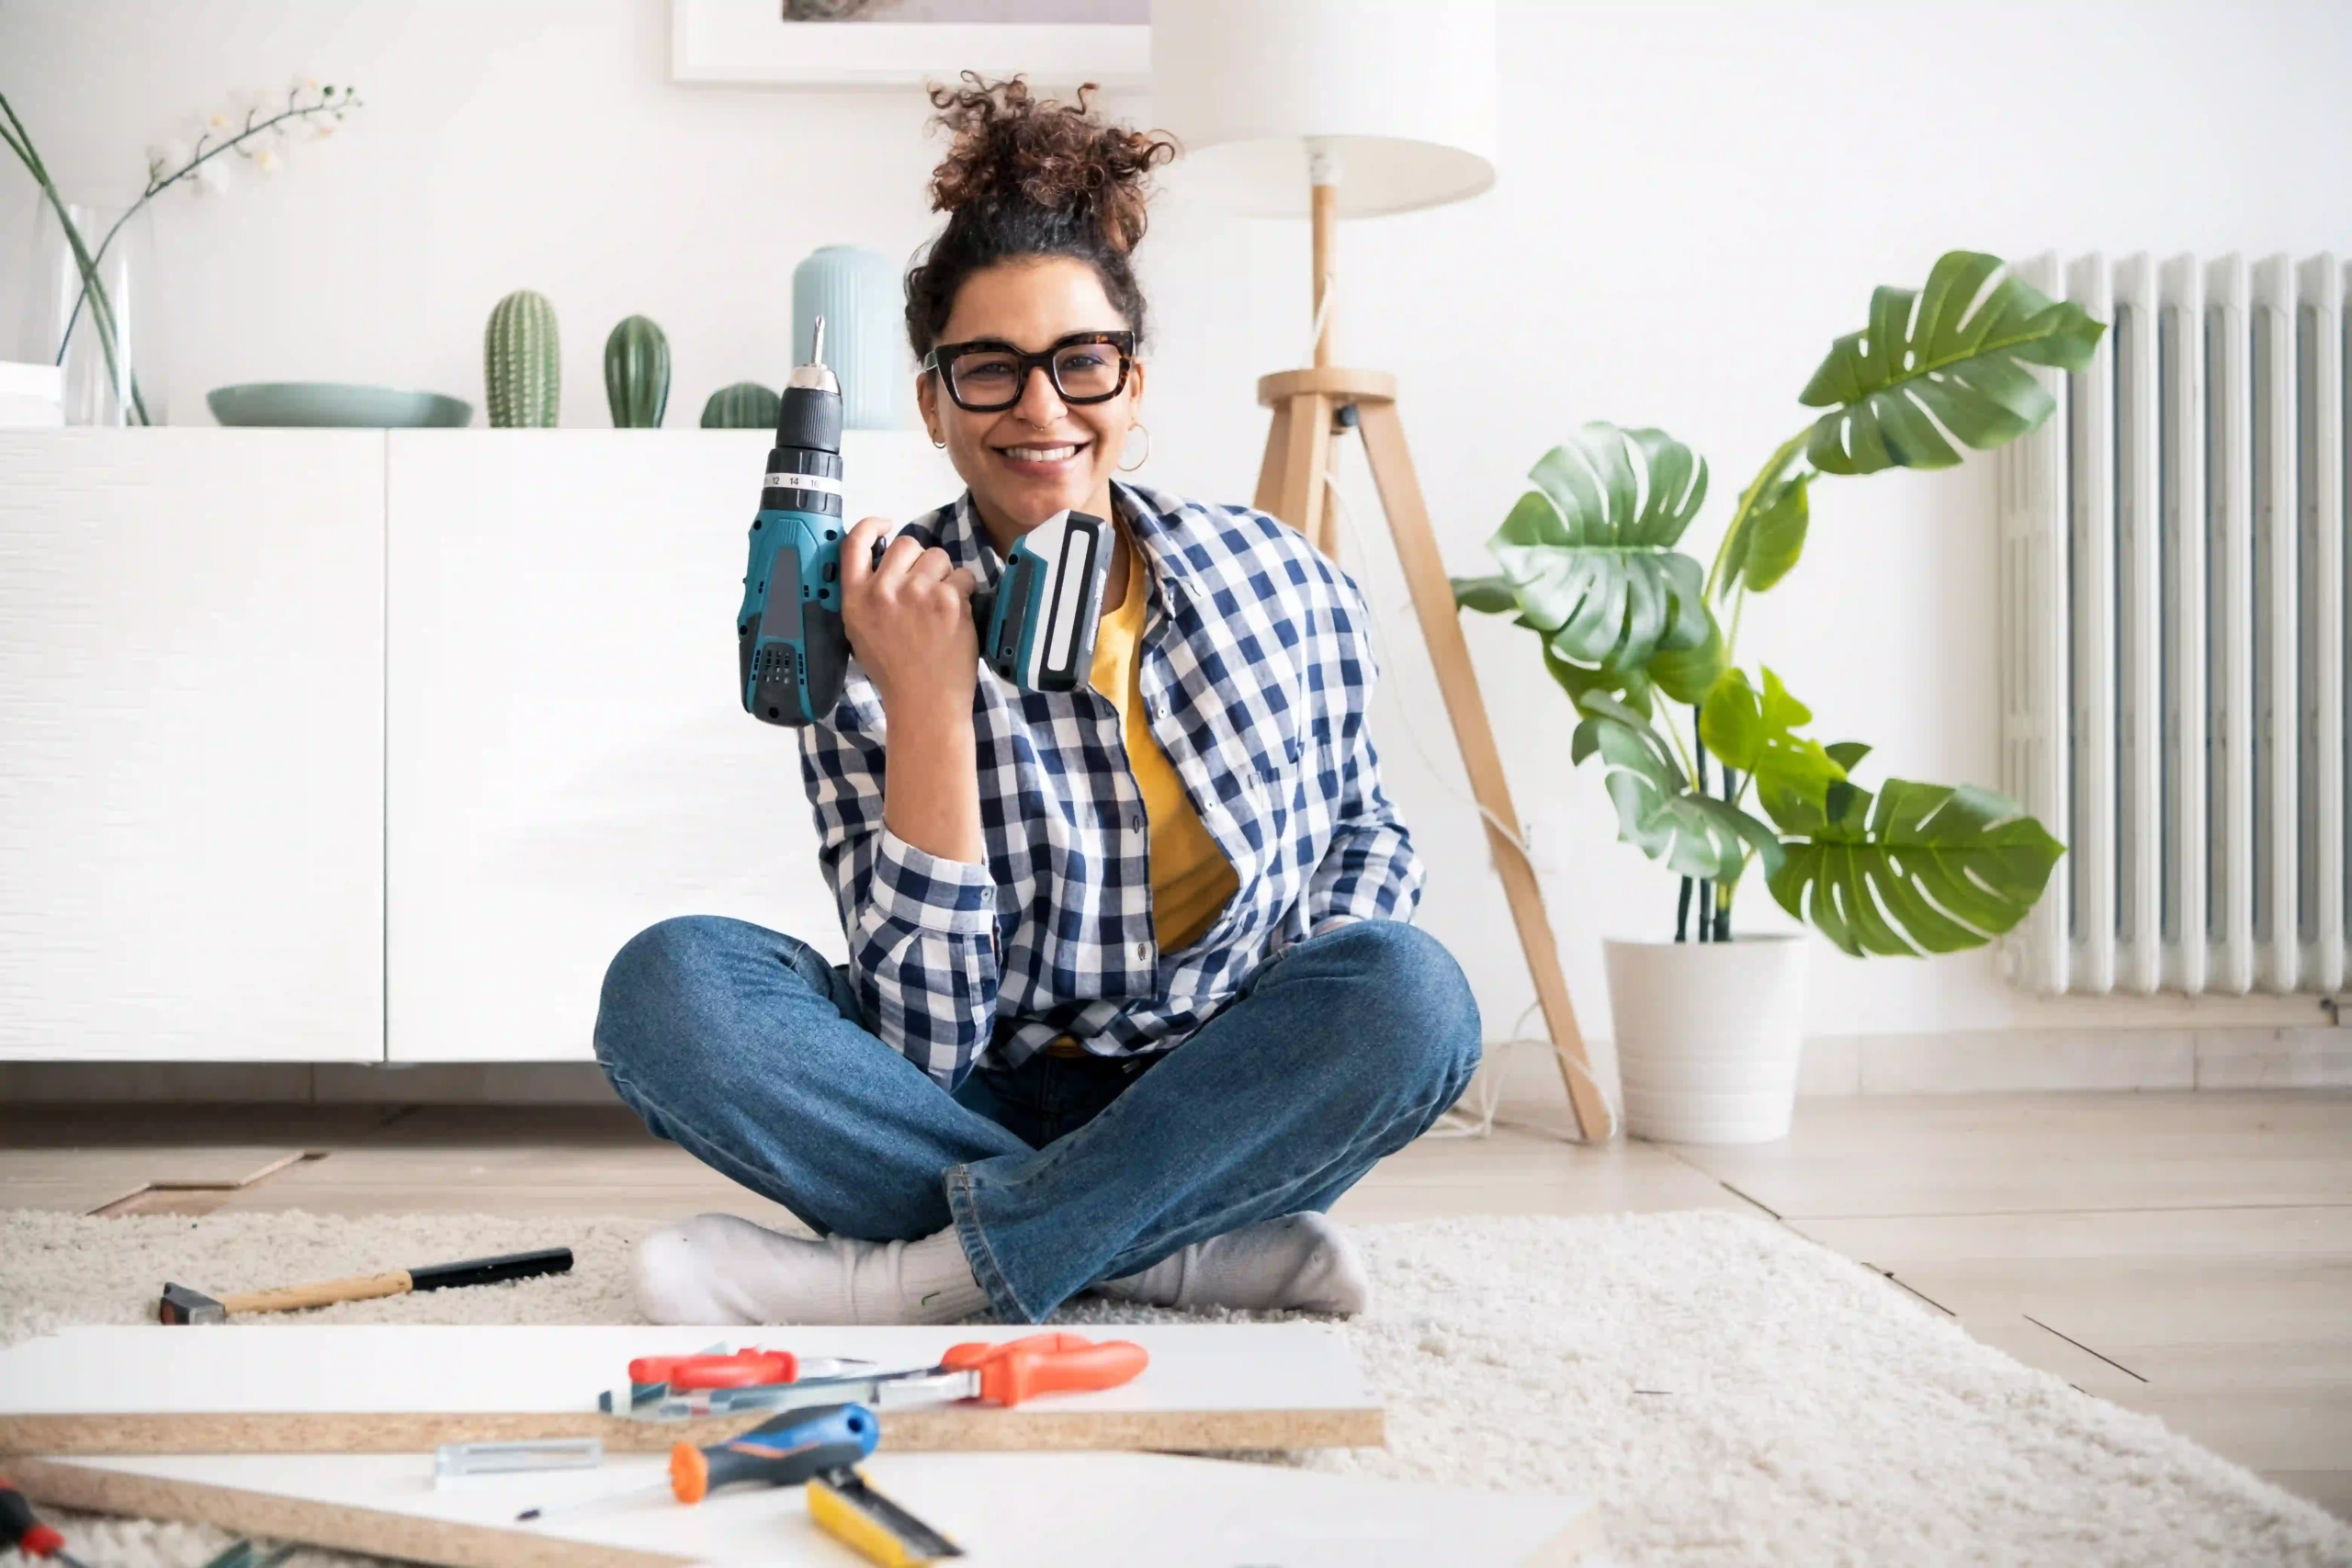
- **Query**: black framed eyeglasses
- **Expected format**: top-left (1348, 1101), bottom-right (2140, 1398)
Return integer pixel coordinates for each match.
top-left (921, 331), bottom-right (1136, 412)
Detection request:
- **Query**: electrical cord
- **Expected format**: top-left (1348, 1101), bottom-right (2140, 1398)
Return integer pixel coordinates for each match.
top-left (1291, 264), bottom-right (1620, 1138)
top-left (1319, 469), bottom-right (1623, 1142)
top-left (1304, 271), bottom-right (1337, 366)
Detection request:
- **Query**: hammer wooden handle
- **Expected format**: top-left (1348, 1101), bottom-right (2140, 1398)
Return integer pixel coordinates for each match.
top-left (221, 1270), bottom-right (413, 1315)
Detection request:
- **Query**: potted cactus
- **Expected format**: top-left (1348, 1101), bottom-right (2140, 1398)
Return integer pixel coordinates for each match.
top-left (485, 290), bottom-right (560, 428)
top-left (701, 381), bottom-right (781, 430)
top-left (605, 315), bottom-right (671, 428)
top-left (1454, 251), bottom-right (2100, 1143)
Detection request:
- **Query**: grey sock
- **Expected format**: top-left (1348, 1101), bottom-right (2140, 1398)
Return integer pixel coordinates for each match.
top-left (633, 1213), bottom-right (989, 1325)
top-left (1097, 1213), bottom-right (1371, 1315)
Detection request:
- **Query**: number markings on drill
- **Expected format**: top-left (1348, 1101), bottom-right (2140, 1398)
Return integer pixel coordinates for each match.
top-left (763, 470), bottom-right (845, 495)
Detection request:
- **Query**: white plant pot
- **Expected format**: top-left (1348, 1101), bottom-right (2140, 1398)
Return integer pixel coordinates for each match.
top-left (1604, 934), bottom-right (1808, 1145)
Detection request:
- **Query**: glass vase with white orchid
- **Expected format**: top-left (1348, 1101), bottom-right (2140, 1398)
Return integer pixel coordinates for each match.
top-left (0, 78), bottom-right (362, 423)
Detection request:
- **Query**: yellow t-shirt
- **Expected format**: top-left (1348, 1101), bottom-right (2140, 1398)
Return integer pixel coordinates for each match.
top-left (1091, 524), bottom-right (1238, 956)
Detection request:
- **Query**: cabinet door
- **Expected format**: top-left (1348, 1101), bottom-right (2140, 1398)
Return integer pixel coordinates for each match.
top-left (387, 430), bottom-right (960, 1062)
top-left (0, 430), bottom-right (385, 1062)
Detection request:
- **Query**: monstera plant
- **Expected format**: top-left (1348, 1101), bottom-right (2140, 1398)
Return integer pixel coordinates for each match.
top-left (1455, 251), bottom-right (2100, 960)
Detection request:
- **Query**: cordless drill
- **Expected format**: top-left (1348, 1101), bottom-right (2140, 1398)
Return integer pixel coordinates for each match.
top-left (736, 318), bottom-right (1111, 727)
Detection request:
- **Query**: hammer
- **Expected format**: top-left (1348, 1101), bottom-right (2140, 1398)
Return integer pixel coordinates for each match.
top-left (157, 1247), bottom-right (573, 1325)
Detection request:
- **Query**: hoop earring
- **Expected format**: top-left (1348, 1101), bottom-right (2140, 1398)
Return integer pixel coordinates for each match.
top-left (1118, 423), bottom-right (1151, 473)
top-left (929, 432), bottom-right (946, 449)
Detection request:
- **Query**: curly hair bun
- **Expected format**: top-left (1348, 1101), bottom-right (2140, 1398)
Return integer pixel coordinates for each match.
top-left (926, 74), bottom-right (1176, 254)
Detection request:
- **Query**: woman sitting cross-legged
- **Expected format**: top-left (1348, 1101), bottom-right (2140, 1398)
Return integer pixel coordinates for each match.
top-left (594, 76), bottom-right (1481, 1326)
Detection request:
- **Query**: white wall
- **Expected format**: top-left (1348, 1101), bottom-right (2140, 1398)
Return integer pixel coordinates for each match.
top-left (5, 0), bottom-right (2346, 1072)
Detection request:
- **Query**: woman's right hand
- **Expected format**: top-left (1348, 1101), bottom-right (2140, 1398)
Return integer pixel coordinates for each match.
top-left (841, 515), bottom-right (979, 724)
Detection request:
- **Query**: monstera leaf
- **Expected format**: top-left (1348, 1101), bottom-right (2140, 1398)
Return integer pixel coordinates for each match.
top-left (1699, 667), bottom-right (1846, 811)
top-left (1452, 575), bottom-right (1520, 615)
top-left (1544, 642), bottom-right (1656, 720)
top-left (1646, 609), bottom-right (1727, 705)
top-left (1718, 469), bottom-right (1810, 595)
top-left (1572, 694), bottom-right (1781, 884)
top-left (1477, 423), bottom-right (1716, 674)
top-left (1767, 778), bottom-right (2064, 957)
top-left (1802, 251), bottom-right (2105, 475)
top-left (1532, 626), bottom-right (1726, 720)
top-left (1455, 579), bottom-right (1692, 720)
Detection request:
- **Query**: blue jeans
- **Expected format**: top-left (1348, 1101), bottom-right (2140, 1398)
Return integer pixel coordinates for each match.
top-left (593, 917), bottom-right (1480, 1322)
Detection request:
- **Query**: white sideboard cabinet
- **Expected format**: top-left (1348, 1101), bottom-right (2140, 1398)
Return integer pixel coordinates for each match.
top-left (0, 431), bottom-right (386, 1061)
top-left (386, 430), bottom-right (956, 1062)
top-left (1, 428), bottom-right (960, 1063)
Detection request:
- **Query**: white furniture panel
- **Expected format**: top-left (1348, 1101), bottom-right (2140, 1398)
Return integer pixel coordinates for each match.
top-left (387, 430), bottom-right (961, 1062)
top-left (0, 430), bottom-right (385, 1062)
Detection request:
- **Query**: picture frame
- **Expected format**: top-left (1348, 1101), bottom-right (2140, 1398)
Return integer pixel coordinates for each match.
top-left (670, 0), bottom-right (1149, 88)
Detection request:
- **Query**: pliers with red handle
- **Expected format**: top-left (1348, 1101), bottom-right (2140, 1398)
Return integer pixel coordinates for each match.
top-left (631, 1332), bottom-right (1148, 1422)
top-left (602, 1346), bottom-right (877, 1414)
top-left (628, 1348), bottom-right (876, 1390)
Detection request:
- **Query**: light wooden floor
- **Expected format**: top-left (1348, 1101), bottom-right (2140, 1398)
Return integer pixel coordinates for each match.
top-left (4, 1089), bottom-right (2346, 1519)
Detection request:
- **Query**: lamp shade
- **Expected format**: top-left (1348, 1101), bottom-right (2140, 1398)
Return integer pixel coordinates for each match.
top-left (1150, 0), bottom-right (1498, 219)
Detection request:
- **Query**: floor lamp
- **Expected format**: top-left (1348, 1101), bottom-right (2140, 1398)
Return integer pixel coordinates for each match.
top-left (1156, 0), bottom-right (1615, 1142)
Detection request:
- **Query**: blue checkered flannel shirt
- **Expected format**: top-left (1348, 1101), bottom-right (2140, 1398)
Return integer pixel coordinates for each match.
top-left (800, 480), bottom-right (1423, 1089)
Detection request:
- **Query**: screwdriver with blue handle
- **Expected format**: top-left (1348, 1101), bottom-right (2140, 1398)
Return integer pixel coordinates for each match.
top-left (516, 1404), bottom-right (963, 1563)
top-left (737, 317), bottom-right (1108, 728)
top-left (516, 1403), bottom-right (877, 1521)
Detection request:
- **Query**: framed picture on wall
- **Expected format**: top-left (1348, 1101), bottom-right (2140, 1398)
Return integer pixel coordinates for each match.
top-left (671, 0), bottom-right (1148, 87)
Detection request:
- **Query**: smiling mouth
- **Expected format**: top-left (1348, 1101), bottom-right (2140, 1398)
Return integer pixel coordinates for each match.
top-left (997, 442), bottom-right (1088, 463)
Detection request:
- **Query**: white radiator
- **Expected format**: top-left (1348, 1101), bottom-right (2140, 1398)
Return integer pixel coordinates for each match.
top-left (1999, 252), bottom-right (2347, 998)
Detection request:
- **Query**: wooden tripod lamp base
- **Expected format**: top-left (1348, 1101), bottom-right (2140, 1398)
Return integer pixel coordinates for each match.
top-left (1148, 0), bottom-right (1600, 1135)
top-left (1251, 367), bottom-right (1617, 1144)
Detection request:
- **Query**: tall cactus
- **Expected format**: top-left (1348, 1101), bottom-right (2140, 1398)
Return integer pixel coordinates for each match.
top-left (484, 290), bottom-right (560, 428)
top-left (700, 381), bottom-right (782, 430)
top-left (604, 315), bottom-right (670, 428)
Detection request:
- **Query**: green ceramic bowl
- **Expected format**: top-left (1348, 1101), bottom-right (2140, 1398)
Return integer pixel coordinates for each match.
top-left (207, 382), bottom-right (474, 428)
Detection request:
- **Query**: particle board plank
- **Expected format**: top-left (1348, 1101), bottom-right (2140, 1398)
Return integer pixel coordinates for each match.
top-left (11, 1450), bottom-right (1600, 1568)
top-left (0, 1324), bottom-right (1382, 1456)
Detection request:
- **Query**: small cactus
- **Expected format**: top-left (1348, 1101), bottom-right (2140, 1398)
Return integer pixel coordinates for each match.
top-left (484, 290), bottom-right (560, 428)
top-left (700, 381), bottom-right (782, 430)
top-left (604, 315), bottom-right (670, 428)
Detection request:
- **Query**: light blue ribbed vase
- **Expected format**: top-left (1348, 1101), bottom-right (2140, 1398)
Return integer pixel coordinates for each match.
top-left (792, 245), bottom-right (910, 431)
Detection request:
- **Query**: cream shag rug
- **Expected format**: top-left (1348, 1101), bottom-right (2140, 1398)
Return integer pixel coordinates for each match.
top-left (4, 1207), bottom-right (2347, 1568)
